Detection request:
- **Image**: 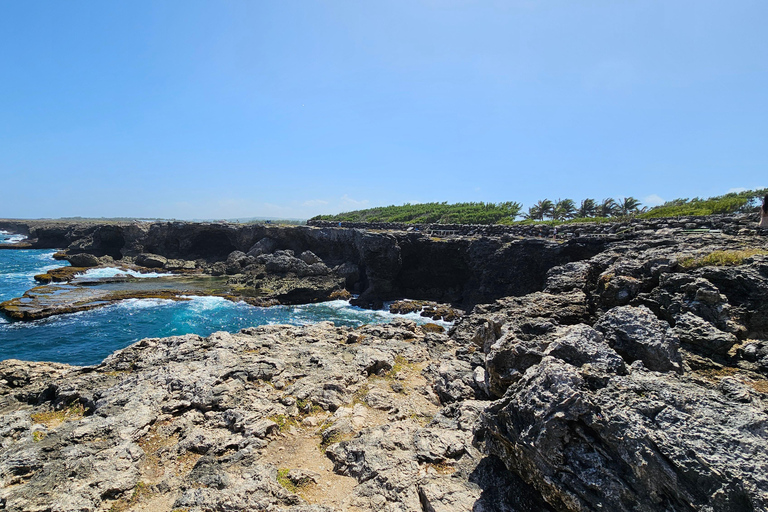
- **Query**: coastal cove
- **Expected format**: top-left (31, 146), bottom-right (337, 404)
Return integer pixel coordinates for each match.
top-left (2, 218), bottom-right (768, 510)
top-left (0, 243), bottom-right (449, 366)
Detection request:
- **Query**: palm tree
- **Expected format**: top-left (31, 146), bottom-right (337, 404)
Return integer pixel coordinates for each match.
top-left (524, 205), bottom-right (542, 220)
top-left (618, 197), bottom-right (642, 216)
top-left (577, 198), bottom-right (597, 218)
top-left (537, 199), bottom-right (554, 220)
top-left (524, 200), bottom-right (553, 221)
top-left (553, 199), bottom-right (576, 221)
top-left (597, 198), bottom-right (618, 218)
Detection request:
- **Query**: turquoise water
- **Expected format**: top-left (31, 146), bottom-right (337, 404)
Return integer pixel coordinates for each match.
top-left (0, 242), bottom-right (445, 366)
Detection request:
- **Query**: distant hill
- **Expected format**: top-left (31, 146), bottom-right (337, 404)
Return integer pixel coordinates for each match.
top-left (310, 201), bottom-right (522, 225)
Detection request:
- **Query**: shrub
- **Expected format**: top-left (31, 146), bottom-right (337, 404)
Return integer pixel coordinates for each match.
top-left (678, 249), bottom-right (768, 269)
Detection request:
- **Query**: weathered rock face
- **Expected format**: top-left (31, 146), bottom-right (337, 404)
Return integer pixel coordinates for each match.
top-left (0, 219), bottom-right (609, 309)
top-left (462, 229), bottom-right (768, 512)
top-left (0, 322), bottom-right (550, 512)
top-left (3, 217), bottom-right (768, 510)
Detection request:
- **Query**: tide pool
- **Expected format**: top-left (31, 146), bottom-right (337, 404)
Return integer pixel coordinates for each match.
top-left (0, 249), bottom-right (449, 366)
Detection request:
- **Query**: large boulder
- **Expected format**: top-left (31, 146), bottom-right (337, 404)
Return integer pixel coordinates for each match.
top-left (246, 237), bottom-right (278, 257)
top-left (135, 253), bottom-right (167, 269)
top-left (259, 251), bottom-right (330, 277)
top-left (480, 356), bottom-right (768, 512)
top-left (66, 253), bottom-right (100, 268)
top-left (673, 312), bottom-right (739, 357)
top-left (595, 305), bottom-right (682, 373)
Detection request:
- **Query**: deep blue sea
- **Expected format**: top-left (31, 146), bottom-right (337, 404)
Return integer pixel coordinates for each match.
top-left (0, 231), bottom-right (444, 366)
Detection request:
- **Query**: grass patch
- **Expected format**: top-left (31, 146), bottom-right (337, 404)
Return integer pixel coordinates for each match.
top-left (276, 468), bottom-right (316, 494)
top-left (269, 414), bottom-right (299, 432)
top-left (30, 402), bottom-right (86, 428)
top-left (32, 431), bottom-right (46, 442)
top-left (276, 468), bottom-right (297, 493)
top-left (109, 481), bottom-right (154, 512)
top-left (319, 430), bottom-right (352, 451)
top-left (420, 323), bottom-right (445, 333)
top-left (640, 189), bottom-right (767, 218)
top-left (296, 399), bottom-right (322, 415)
top-left (678, 249), bottom-right (768, 269)
top-left (351, 383), bottom-right (370, 405)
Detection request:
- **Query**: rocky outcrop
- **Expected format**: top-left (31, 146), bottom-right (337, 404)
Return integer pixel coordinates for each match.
top-left (2, 216), bottom-right (768, 510)
top-left (0, 219), bottom-right (609, 309)
top-left (452, 227), bottom-right (768, 511)
top-left (0, 321), bottom-right (551, 512)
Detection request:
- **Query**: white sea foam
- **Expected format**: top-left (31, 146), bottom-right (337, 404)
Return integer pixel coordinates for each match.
top-left (79, 267), bottom-right (172, 279)
top-left (0, 233), bottom-right (26, 244)
top-left (180, 295), bottom-right (231, 312)
top-left (293, 299), bottom-right (454, 327)
top-left (115, 298), bottom-right (177, 310)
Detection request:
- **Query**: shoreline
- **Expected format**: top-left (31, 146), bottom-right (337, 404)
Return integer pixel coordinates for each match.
top-left (1, 214), bottom-right (768, 509)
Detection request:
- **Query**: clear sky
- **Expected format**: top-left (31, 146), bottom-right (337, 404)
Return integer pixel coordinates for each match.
top-left (1, 1), bottom-right (766, 219)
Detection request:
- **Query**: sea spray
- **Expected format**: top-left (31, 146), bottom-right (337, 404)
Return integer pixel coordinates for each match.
top-left (0, 250), bottom-right (452, 366)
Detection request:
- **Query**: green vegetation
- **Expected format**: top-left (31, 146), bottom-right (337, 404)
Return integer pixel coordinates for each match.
top-left (678, 249), bottom-right (768, 269)
top-left (311, 201), bottom-right (522, 225)
top-left (524, 197), bottom-right (643, 221)
top-left (641, 189), bottom-right (768, 218)
top-left (269, 413), bottom-right (298, 432)
top-left (31, 402), bottom-right (86, 428)
top-left (276, 468), bottom-right (298, 493)
top-left (109, 481), bottom-right (154, 512)
top-left (311, 189), bottom-right (768, 226)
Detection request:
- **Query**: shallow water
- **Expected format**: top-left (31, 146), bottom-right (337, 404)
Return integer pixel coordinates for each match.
top-left (0, 248), bottom-right (448, 366)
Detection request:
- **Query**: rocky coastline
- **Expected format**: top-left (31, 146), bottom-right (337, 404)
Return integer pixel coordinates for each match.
top-left (0, 215), bottom-right (768, 510)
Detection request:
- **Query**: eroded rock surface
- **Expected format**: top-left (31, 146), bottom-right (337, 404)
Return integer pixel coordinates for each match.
top-left (0, 321), bottom-right (550, 511)
top-left (2, 218), bottom-right (768, 510)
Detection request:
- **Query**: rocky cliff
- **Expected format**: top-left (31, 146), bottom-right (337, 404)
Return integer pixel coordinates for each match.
top-left (1, 217), bottom-right (768, 510)
top-left (0, 219), bottom-right (608, 309)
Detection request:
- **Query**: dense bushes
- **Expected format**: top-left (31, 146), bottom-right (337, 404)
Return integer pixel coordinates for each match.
top-left (311, 202), bottom-right (522, 225)
top-left (310, 190), bottom-right (768, 226)
top-left (641, 189), bottom-right (768, 218)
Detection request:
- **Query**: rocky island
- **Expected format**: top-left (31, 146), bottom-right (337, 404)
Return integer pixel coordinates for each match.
top-left (1, 214), bottom-right (768, 511)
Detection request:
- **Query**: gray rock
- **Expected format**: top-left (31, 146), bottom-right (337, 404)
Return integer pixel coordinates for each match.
top-left (299, 250), bottom-right (322, 265)
top-left (595, 305), bottom-right (682, 372)
top-left (480, 355), bottom-right (768, 512)
top-left (135, 252), bottom-right (167, 268)
top-left (246, 237), bottom-right (278, 257)
top-left (66, 253), bottom-right (100, 267)
top-left (544, 324), bottom-right (627, 375)
top-left (353, 347), bottom-right (394, 376)
top-left (673, 312), bottom-right (739, 356)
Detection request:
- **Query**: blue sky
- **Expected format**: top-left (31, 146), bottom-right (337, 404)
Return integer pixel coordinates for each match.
top-left (1, 1), bottom-right (766, 219)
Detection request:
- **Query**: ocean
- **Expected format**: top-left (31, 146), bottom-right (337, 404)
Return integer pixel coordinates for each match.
top-left (0, 231), bottom-right (447, 366)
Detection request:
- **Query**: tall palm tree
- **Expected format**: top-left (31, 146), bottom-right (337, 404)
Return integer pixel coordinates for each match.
top-left (553, 199), bottom-right (576, 220)
top-left (618, 197), bottom-right (642, 216)
top-left (577, 198), bottom-right (597, 218)
top-left (597, 198), bottom-right (618, 218)
top-left (537, 199), bottom-right (554, 220)
top-left (524, 205), bottom-right (542, 220)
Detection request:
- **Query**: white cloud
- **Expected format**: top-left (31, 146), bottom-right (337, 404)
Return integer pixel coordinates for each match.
top-left (727, 187), bottom-right (748, 193)
top-left (643, 194), bottom-right (665, 207)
